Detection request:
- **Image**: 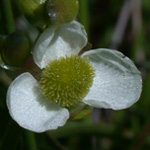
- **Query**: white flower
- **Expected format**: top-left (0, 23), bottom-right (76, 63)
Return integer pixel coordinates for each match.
top-left (7, 21), bottom-right (142, 133)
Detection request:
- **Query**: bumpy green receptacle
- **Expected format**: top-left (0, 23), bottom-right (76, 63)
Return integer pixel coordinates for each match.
top-left (40, 55), bottom-right (95, 108)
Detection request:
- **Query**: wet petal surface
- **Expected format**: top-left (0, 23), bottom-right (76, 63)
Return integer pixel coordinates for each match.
top-left (7, 73), bottom-right (69, 132)
top-left (33, 21), bottom-right (87, 69)
top-left (82, 48), bottom-right (142, 110)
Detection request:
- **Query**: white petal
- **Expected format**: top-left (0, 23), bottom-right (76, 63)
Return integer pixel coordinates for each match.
top-left (7, 73), bottom-right (69, 132)
top-left (82, 48), bottom-right (142, 110)
top-left (33, 20), bottom-right (87, 69)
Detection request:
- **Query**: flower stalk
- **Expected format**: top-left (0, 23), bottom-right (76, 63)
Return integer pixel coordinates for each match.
top-left (24, 130), bottom-right (37, 150)
top-left (79, 0), bottom-right (89, 34)
top-left (1, 0), bottom-right (15, 34)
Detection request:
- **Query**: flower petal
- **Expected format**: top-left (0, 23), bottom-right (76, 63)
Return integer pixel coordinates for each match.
top-left (7, 73), bottom-right (69, 132)
top-left (33, 20), bottom-right (87, 69)
top-left (82, 48), bottom-right (142, 110)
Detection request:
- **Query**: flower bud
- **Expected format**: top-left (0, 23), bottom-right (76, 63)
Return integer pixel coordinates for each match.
top-left (47, 0), bottom-right (79, 26)
top-left (18, 0), bottom-right (48, 28)
top-left (1, 32), bottom-right (31, 67)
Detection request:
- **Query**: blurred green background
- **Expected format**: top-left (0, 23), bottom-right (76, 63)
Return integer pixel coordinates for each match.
top-left (0, 0), bottom-right (150, 149)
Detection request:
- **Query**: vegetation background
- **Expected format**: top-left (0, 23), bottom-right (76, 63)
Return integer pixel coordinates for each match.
top-left (0, 0), bottom-right (150, 149)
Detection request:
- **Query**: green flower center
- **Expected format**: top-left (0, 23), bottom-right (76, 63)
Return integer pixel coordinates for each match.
top-left (40, 55), bottom-right (95, 108)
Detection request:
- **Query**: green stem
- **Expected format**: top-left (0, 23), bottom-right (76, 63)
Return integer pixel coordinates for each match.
top-left (24, 130), bottom-right (37, 150)
top-left (47, 122), bottom-right (114, 138)
top-left (1, 0), bottom-right (15, 34)
top-left (0, 9), bottom-right (5, 34)
top-left (79, 0), bottom-right (89, 35)
top-left (1, 119), bottom-right (21, 150)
